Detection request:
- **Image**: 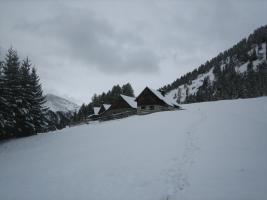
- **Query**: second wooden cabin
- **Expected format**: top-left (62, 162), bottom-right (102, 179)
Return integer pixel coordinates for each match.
top-left (135, 87), bottom-right (180, 115)
top-left (101, 94), bottom-right (137, 119)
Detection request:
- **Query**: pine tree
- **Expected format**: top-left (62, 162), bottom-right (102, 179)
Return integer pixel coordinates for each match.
top-left (257, 61), bottom-right (267, 95)
top-left (86, 103), bottom-right (94, 116)
top-left (29, 67), bottom-right (47, 133)
top-left (122, 83), bottom-right (134, 97)
top-left (18, 58), bottom-right (35, 136)
top-left (110, 85), bottom-right (122, 102)
top-left (2, 48), bottom-right (22, 136)
top-left (72, 111), bottom-right (78, 123)
top-left (44, 110), bottom-right (58, 131)
top-left (246, 61), bottom-right (255, 97)
top-left (0, 60), bottom-right (8, 137)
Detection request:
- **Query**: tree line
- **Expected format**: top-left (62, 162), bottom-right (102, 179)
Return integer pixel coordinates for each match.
top-left (185, 61), bottom-right (267, 103)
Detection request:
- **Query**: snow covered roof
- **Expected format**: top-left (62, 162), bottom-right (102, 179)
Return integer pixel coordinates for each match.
top-left (120, 94), bottom-right (137, 109)
top-left (147, 87), bottom-right (179, 107)
top-left (93, 107), bottom-right (101, 115)
top-left (103, 104), bottom-right (111, 110)
top-left (163, 93), bottom-right (180, 107)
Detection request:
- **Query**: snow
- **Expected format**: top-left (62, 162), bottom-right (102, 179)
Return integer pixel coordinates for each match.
top-left (0, 97), bottom-right (267, 200)
top-left (45, 93), bottom-right (80, 113)
top-left (250, 42), bottom-right (267, 60)
top-left (165, 68), bottom-right (215, 103)
top-left (253, 59), bottom-right (263, 70)
top-left (163, 93), bottom-right (180, 107)
top-left (120, 94), bottom-right (137, 108)
top-left (103, 104), bottom-right (111, 110)
top-left (237, 43), bottom-right (267, 73)
top-left (259, 43), bottom-right (266, 60)
top-left (237, 62), bottom-right (248, 73)
top-left (147, 87), bottom-right (179, 107)
top-left (93, 107), bottom-right (100, 115)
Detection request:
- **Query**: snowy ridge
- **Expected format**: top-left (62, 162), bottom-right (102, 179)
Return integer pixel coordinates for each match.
top-left (45, 93), bottom-right (80, 113)
top-left (165, 42), bottom-right (267, 103)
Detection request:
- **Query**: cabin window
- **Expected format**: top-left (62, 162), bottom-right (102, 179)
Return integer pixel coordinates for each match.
top-left (149, 105), bottom-right (154, 110)
top-left (141, 106), bottom-right (146, 110)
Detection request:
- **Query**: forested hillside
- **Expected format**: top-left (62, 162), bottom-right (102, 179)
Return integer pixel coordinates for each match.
top-left (161, 25), bottom-right (267, 103)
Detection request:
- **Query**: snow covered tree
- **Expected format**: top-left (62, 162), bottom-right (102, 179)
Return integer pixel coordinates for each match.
top-left (29, 67), bottom-right (47, 133)
top-left (2, 48), bottom-right (22, 136)
top-left (0, 60), bottom-right (9, 138)
top-left (18, 58), bottom-right (36, 136)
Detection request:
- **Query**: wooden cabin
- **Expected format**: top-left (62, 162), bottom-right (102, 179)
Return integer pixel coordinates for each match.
top-left (101, 94), bottom-right (137, 119)
top-left (98, 104), bottom-right (111, 115)
top-left (135, 87), bottom-right (179, 115)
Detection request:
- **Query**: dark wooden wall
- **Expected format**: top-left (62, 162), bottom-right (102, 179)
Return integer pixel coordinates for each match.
top-left (98, 105), bottom-right (106, 114)
top-left (136, 88), bottom-right (167, 107)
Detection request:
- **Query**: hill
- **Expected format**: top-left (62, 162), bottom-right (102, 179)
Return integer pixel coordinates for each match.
top-left (0, 97), bottom-right (266, 200)
top-left (161, 25), bottom-right (267, 103)
top-left (45, 93), bottom-right (80, 113)
top-left (43, 94), bottom-right (80, 131)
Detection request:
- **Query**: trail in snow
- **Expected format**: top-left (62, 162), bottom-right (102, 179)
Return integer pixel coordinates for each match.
top-left (165, 109), bottom-right (207, 200)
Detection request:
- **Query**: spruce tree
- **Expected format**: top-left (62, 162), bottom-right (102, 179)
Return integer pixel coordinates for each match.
top-left (2, 48), bottom-right (22, 136)
top-left (18, 58), bottom-right (35, 136)
top-left (29, 67), bottom-right (47, 133)
top-left (110, 85), bottom-right (122, 102)
top-left (0, 60), bottom-right (8, 137)
top-left (122, 83), bottom-right (134, 97)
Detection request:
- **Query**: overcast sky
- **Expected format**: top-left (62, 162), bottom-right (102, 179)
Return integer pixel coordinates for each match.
top-left (0, 0), bottom-right (266, 104)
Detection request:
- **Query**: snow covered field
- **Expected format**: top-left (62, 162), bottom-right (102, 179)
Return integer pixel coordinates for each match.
top-left (0, 97), bottom-right (267, 200)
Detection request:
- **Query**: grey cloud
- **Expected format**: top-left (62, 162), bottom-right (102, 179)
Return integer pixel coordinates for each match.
top-left (1, 0), bottom-right (266, 104)
top-left (18, 8), bottom-right (160, 74)
top-left (142, 0), bottom-right (267, 72)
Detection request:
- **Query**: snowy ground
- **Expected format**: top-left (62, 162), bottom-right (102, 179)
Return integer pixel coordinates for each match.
top-left (0, 97), bottom-right (267, 200)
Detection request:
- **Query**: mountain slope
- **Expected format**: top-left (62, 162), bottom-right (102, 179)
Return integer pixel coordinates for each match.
top-left (0, 97), bottom-right (266, 200)
top-left (45, 93), bottom-right (80, 112)
top-left (162, 25), bottom-right (267, 103)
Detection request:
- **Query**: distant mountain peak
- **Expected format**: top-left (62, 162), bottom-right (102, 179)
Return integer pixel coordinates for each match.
top-left (45, 93), bottom-right (80, 113)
